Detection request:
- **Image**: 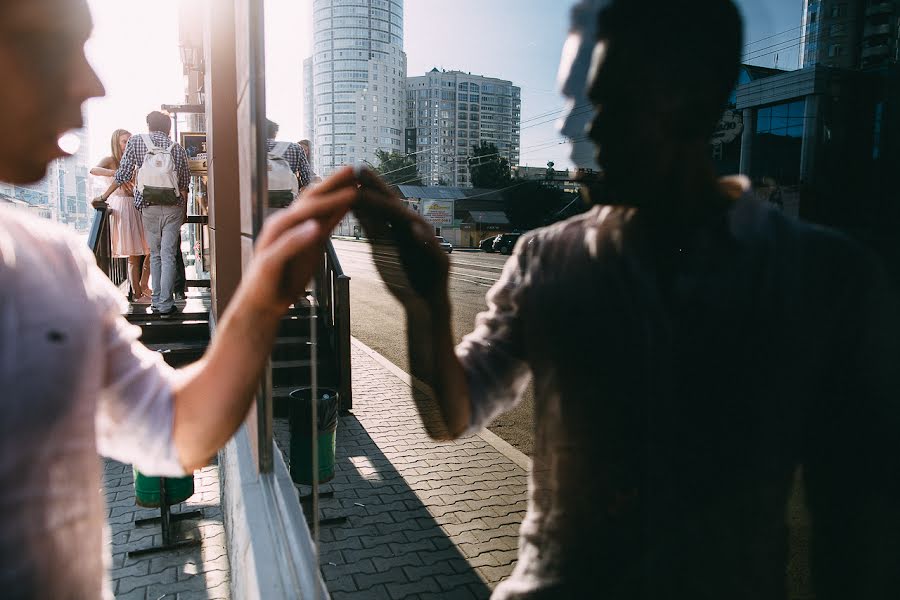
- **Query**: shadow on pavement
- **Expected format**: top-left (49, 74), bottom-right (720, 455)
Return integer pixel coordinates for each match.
top-left (276, 413), bottom-right (493, 600)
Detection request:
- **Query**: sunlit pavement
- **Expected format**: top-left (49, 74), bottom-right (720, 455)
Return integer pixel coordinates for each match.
top-left (103, 458), bottom-right (230, 600)
top-left (274, 340), bottom-right (530, 599)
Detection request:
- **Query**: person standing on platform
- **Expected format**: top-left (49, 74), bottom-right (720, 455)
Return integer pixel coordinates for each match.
top-left (91, 128), bottom-right (151, 303)
top-left (97, 111), bottom-right (189, 316)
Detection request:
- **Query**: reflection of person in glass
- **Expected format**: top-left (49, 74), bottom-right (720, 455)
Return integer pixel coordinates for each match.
top-left (557, 0), bottom-right (603, 176)
top-left (354, 0), bottom-right (900, 597)
top-left (298, 139), bottom-right (322, 186)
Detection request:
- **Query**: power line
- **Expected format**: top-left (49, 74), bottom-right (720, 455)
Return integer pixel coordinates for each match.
top-left (743, 31), bottom-right (811, 61)
top-left (743, 24), bottom-right (805, 49)
top-left (520, 102), bottom-right (591, 124)
top-left (521, 107), bottom-right (595, 131)
top-left (506, 27), bottom-right (813, 129)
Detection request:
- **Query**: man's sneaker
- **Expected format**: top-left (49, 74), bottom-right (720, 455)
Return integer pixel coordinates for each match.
top-left (159, 306), bottom-right (180, 318)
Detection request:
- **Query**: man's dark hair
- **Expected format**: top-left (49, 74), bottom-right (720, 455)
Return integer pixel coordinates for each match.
top-left (266, 119), bottom-right (279, 139)
top-left (597, 0), bottom-right (743, 138)
top-left (146, 111), bottom-right (172, 135)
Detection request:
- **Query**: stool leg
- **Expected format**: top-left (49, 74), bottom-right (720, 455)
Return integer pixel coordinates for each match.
top-left (159, 477), bottom-right (171, 546)
top-left (128, 477), bottom-right (202, 558)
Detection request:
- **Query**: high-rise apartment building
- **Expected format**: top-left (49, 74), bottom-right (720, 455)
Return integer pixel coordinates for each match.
top-left (801, 0), bottom-right (899, 69)
top-left (303, 57), bottom-right (315, 143)
top-left (308, 0), bottom-right (407, 177)
top-left (405, 69), bottom-right (521, 187)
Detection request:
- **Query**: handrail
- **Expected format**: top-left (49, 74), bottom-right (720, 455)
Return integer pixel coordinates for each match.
top-left (324, 239), bottom-right (344, 275)
top-left (316, 240), bottom-right (352, 411)
top-left (88, 206), bottom-right (129, 290)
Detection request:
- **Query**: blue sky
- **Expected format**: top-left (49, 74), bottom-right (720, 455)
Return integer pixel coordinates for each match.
top-left (86, 0), bottom-right (804, 170)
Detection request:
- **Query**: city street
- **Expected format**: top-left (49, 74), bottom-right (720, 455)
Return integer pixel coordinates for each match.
top-left (334, 238), bottom-right (535, 455)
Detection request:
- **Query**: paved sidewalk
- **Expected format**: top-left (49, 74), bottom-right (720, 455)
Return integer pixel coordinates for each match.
top-left (103, 458), bottom-right (230, 599)
top-left (274, 339), bottom-right (530, 599)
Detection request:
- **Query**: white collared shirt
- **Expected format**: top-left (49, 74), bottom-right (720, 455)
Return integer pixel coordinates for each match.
top-left (0, 207), bottom-right (185, 599)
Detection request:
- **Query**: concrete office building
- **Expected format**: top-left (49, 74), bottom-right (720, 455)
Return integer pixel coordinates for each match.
top-left (405, 69), bottom-right (521, 187)
top-left (309, 0), bottom-right (407, 177)
top-left (0, 128), bottom-right (91, 228)
top-left (801, 0), bottom-right (899, 69)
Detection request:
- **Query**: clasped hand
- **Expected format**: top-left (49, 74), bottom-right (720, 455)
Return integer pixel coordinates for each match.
top-left (240, 167), bottom-right (357, 316)
top-left (210, 166), bottom-right (449, 318)
top-left (352, 167), bottom-right (450, 305)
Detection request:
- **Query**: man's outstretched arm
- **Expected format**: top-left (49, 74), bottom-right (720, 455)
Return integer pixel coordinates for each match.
top-left (171, 168), bottom-right (357, 470)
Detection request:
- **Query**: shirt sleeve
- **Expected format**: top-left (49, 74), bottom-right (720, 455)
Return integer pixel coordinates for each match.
top-left (455, 238), bottom-right (532, 433)
top-left (78, 244), bottom-right (186, 477)
top-left (114, 137), bottom-right (137, 186)
top-left (296, 145), bottom-right (313, 189)
top-left (174, 144), bottom-right (191, 193)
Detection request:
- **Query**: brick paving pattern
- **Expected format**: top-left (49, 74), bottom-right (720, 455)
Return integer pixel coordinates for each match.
top-left (103, 457), bottom-right (230, 599)
top-left (274, 343), bottom-right (530, 599)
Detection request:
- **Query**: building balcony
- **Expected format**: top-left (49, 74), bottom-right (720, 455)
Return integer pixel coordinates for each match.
top-left (862, 43), bottom-right (892, 59)
top-left (865, 2), bottom-right (895, 17)
top-left (863, 23), bottom-right (893, 38)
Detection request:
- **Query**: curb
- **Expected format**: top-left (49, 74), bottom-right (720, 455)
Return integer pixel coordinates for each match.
top-left (350, 336), bottom-right (532, 472)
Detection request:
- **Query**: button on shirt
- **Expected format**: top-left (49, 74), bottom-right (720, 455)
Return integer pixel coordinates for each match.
top-left (115, 132), bottom-right (191, 210)
top-left (0, 208), bottom-right (186, 599)
top-left (267, 139), bottom-right (313, 189)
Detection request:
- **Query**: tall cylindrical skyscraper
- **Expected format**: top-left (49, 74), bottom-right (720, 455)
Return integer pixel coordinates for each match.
top-left (311, 0), bottom-right (407, 177)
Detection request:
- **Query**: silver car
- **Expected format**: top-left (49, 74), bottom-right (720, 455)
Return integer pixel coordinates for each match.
top-left (435, 236), bottom-right (453, 253)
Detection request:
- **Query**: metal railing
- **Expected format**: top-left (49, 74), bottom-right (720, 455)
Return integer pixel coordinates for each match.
top-left (88, 206), bottom-right (129, 290)
top-left (314, 240), bottom-right (352, 411)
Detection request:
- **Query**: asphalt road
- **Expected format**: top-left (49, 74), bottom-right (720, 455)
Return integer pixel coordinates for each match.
top-left (334, 238), bottom-right (535, 456)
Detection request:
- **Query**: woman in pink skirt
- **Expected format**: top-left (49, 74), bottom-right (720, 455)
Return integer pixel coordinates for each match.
top-left (90, 129), bottom-right (151, 302)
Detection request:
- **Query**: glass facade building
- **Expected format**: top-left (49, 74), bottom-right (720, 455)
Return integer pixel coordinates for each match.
top-left (752, 100), bottom-right (806, 185)
top-left (309, 0), bottom-right (407, 177)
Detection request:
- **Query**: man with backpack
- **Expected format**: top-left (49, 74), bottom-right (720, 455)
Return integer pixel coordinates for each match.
top-left (97, 111), bottom-right (190, 316)
top-left (266, 118), bottom-right (313, 216)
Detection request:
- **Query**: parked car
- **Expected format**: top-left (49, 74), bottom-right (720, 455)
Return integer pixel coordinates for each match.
top-left (492, 232), bottom-right (522, 255)
top-left (479, 235), bottom-right (498, 252)
top-left (436, 236), bottom-right (453, 253)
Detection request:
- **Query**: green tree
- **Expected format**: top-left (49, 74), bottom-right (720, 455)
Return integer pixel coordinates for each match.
top-left (468, 142), bottom-right (511, 188)
top-left (374, 149), bottom-right (422, 186)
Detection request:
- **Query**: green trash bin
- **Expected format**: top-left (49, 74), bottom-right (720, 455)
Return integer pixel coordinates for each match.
top-left (289, 387), bottom-right (339, 485)
top-left (133, 468), bottom-right (195, 508)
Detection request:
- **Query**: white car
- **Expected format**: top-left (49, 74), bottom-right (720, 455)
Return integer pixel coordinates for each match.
top-left (435, 236), bottom-right (453, 253)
